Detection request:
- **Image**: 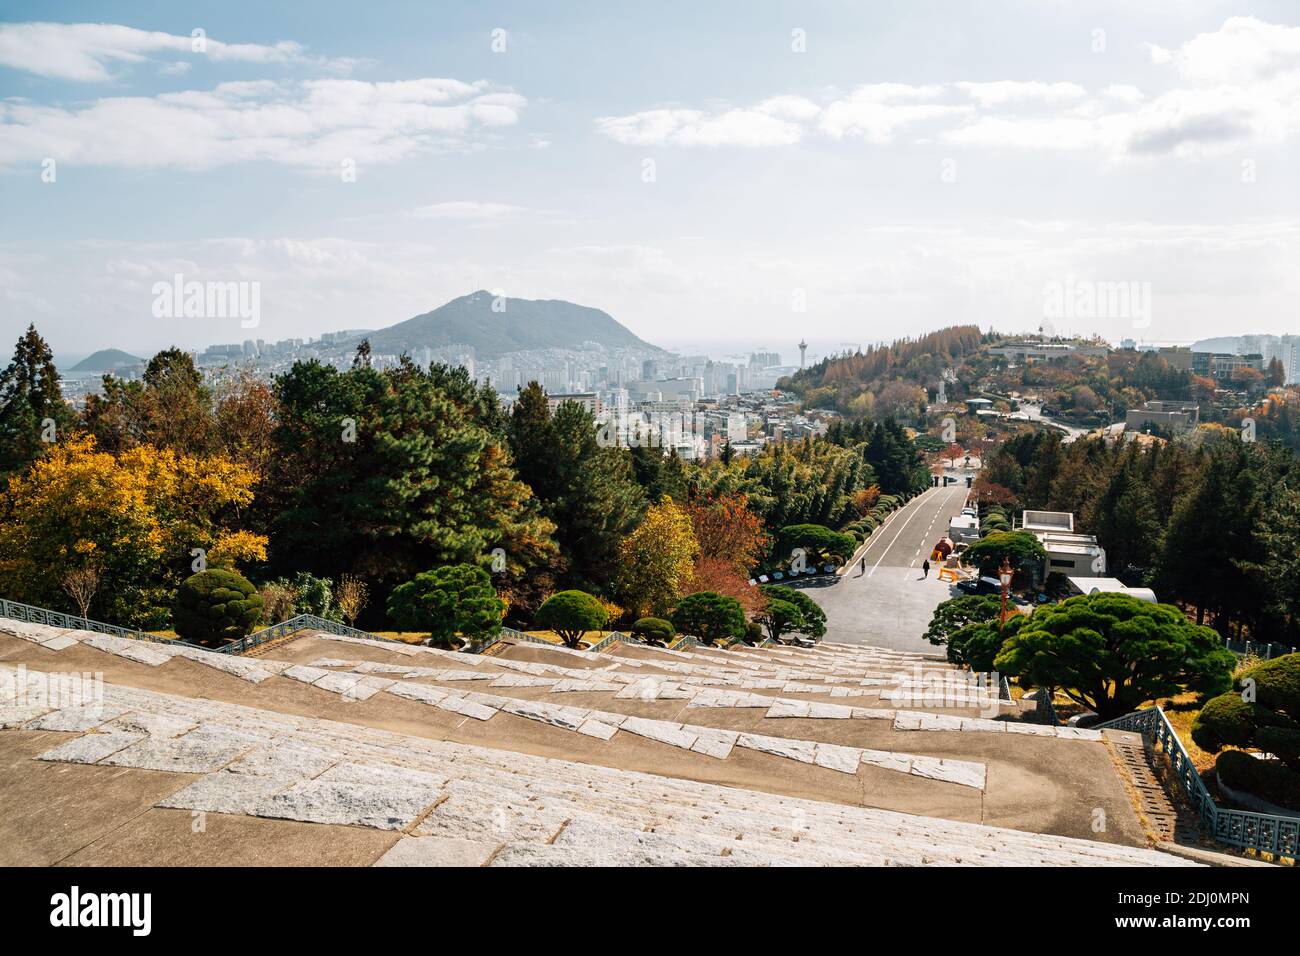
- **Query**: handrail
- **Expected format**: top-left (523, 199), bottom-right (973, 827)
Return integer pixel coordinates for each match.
top-left (1095, 705), bottom-right (1298, 859)
top-left (0, 598), bottom-right (174, 646)
top-left (0, 597), bottom-right (402, 657)
top-left (216, 613), bottom-right (403, 655)
top-left (586, 631), bottom-right (639, 654)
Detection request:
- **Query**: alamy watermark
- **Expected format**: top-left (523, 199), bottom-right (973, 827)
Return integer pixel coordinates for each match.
top-left (1, 664), bottom-right (104, 710)
top-left (1043, 277), bottom-right (1151, 329)
top-left (151, 273), bottom-right (260, 329)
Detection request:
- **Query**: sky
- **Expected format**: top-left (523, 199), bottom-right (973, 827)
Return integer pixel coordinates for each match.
top-left (1, 0), bottom-right (1299, 361)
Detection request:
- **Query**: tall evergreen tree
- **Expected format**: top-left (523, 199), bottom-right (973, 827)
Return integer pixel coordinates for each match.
top-left (508, 383), bottom-right (647, 593)
top-left (266, 360), bottom-right (557, 618)
top-left (1154, 438), bottom-right (1266, 634)
top-left (0, 324), bottom-right (74, 478)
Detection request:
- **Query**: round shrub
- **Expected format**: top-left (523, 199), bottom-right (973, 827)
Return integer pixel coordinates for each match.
top-left (1245, 654), bottom-right (1300, 716)
top-left (173, 568), bottom-right (263, 646)
top-left (670, 591), bottom-right (746, 646)
top-left (1256, 726), bottom-right (1300, 767)
top-left (535, 590), bottom-right (608, 648)
top-left (631, 616), bottom-right (675, 643)
top-left (1191, 693), bottom-right (1263, 752)
top-left (1215, 750), bottom-right (1300, 811)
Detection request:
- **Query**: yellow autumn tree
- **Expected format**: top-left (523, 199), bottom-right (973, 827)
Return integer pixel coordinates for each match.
top-left (0, 437), bottom-right (266, 627)
top-left (615, 497), bottom-right (699, 619)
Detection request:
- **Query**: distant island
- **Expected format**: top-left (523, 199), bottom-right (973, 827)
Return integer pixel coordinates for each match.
top-left (68, 348), bottom-right (142, 372)
top-left (364, 291), bottom-right (662, 358)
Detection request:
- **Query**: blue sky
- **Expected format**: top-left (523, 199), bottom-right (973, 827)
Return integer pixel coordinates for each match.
top-left (2, 1), bottom-right (1299, 359)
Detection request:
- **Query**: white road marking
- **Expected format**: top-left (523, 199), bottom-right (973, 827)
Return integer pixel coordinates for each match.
top-left (868, 489), bottom-right (936, 578)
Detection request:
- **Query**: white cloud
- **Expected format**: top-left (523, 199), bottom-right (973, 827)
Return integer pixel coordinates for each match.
top-left (594, 107), bottom-right (804, 147)
top-left (1147, 16), bottom-right (1300, 86)
top-left (755, 95), bottom-right (822, 121)
top-left (0, 77), bottom-right (526, 170)
top-left (818, 85), bottom-right (971, 142)
top-left (0, 21), bottom-right (355, 82)
top-left (593, 18), bottom-right (1300, 159)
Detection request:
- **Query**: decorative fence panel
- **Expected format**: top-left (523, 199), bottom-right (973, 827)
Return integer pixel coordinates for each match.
top-left (1095, 706), bottom-right (1297, 859)
top-left (0, 598), bottom-right (172, 645)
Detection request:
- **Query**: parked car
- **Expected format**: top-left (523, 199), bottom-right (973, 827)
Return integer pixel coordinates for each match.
top-left (957, 576), bottom-right (1003, 596)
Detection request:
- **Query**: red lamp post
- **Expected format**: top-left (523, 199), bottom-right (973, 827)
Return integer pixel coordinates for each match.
top-left (998, 557), bottom-right (1013, 631)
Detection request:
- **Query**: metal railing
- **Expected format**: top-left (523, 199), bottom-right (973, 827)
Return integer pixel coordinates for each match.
top-left (214, 614), bottom-right (401, 655)
top-left (0, 598), bottom-right (174, 645)
top-left (0, 597), bottom-right (402, 658)
top-left (1095, 706), bottom-right (1298, 859)
top-left (1222, 637), bottom-right (1296, 660)
top-left (585, 631), bottom-right (639, 654)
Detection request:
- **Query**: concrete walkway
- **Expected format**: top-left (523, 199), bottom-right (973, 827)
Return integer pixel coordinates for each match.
top-left (799, 482), bottom-right (972, 653)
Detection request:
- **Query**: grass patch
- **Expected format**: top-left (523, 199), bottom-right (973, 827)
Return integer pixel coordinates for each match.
top-left (523, 629), bottom-right (619, 647)
top-left (370, 631), bottom-right (432, 645)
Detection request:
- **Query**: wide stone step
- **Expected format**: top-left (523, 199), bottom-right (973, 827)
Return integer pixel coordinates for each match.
top-left (1, 664), bottom-right (1197, 867)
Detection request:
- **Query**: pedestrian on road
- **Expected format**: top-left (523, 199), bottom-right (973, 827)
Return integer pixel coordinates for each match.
top-left (859, 556), bottom-right (866, 576)
top-left (922, 559), bottom-right (931, 578)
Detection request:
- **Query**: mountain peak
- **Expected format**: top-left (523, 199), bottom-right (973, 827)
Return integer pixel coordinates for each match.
top-left (67, 348), bottom-right (142, 372)
top-left (365, 294), bottom-right (660, 358)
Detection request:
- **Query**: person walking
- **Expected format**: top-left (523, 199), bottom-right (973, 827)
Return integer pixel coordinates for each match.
top-left (922, 558), bottom-right (931, 578)
top-left (859, 555), bottom-right (866, 576)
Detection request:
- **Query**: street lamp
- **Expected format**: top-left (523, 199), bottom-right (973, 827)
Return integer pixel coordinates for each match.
top-left (998, 557), bottom-right (1013, 631)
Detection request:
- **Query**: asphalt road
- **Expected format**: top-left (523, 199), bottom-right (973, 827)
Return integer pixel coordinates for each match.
top-left (799, 480), bottom-right (974, 654)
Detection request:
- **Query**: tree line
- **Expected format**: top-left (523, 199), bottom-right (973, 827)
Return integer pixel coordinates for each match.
top-left (0, 325), bottom-right (926, 644)
top-left (976, 427), bottom-right (1300, 646)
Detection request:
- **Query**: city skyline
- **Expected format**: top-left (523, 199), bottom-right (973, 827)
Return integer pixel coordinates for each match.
top-left (3, 2), bottom-right (1300, 356)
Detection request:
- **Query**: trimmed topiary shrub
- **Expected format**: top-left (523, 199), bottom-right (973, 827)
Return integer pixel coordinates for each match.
top-left (631, 616), bottom-right (674, 643)
top-left (670, 591), bottom-right (746, 646)
top-left (1246, 654), bottom-right (1300, 716)
top-left (535, 590), bottom-right (608, 648)
top-left (173, 568), bottom-right (264, 646)
top-left (1215, 750), bottom-right (1300, 811)
top-left (1193, 653), bottom-right (1300, 810)
top-left (1191, 693), bottom-right (1269, 752)
top-left (387, 564), bottom-right (504, 649)
top-left (777, 523), bottom-right (856, 565)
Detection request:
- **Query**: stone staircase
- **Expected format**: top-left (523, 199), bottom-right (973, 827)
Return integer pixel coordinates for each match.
top-left (0, 619), bottom-right (1181, 863)
top-left (2, 662), bottom-right (1199, 866)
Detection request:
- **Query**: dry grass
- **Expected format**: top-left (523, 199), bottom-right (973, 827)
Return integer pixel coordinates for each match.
top-left (369, 631), bottom-right (432, 645)
top-left (524, 629), bottom-right (618, 648)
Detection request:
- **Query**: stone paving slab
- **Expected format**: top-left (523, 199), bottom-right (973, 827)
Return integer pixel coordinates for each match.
top-left (1, 668), bottom-right (1198, 866)
top-left (255, 778), bottom-right (439, 830)
top-left (100, 727), bottom-right (256, 774)
top-left (374, 836), bottom-right (495, 867)
top-left (0, 702), bottom-right (54, 727)
top-left (35, 730), bottom-right (145, 764)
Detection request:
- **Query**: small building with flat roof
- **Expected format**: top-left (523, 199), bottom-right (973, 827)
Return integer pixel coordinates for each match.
top-left (1066, 576), bottom-right (1156, 603)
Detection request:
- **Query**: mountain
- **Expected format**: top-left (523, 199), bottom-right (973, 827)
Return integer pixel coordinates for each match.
top-left (1189, 337), bottom-right (1240, 354)
top-left (364, 292), bottom-right (661, 358)
top-left (68, 348), bottom-right (142, 372)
